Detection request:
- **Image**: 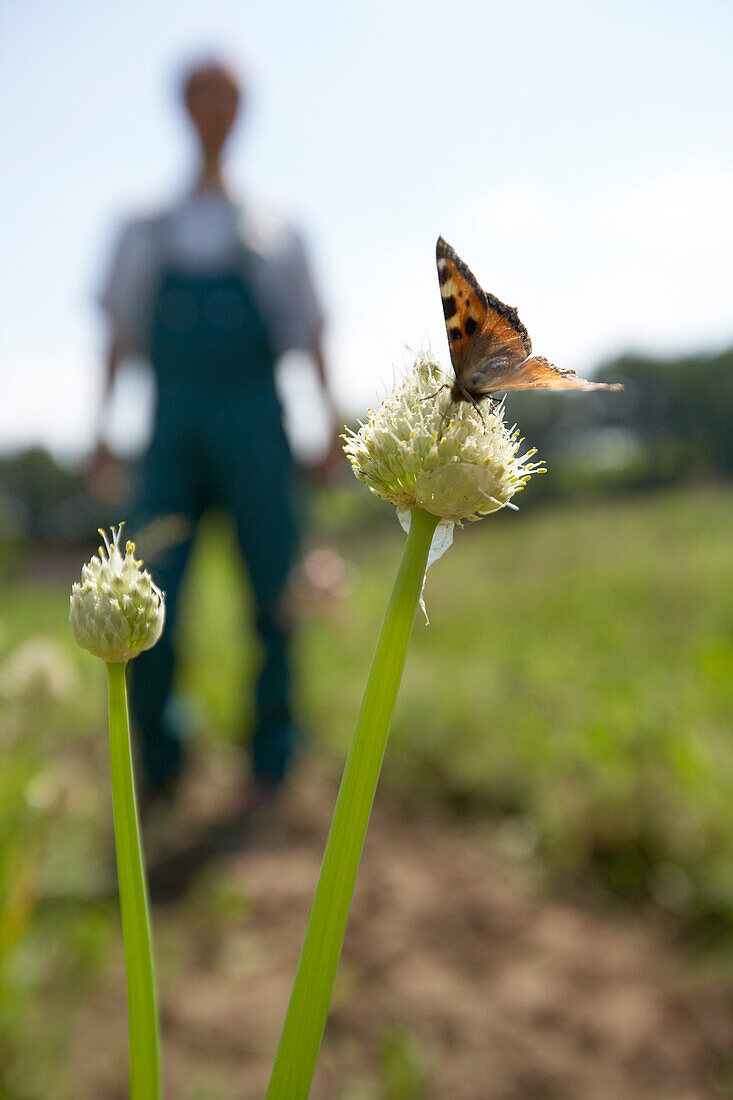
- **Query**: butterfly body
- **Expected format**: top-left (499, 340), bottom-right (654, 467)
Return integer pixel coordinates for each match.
top-left (436, 237), bottom-right (622, 403)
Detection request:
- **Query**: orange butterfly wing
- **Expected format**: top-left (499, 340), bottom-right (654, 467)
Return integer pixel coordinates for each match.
top-left (436, 237), bottom-right (530, 390)
top-left (492, 355), bottom-right (624, 392)
top-left (436, 237), bottom-right (623, 398)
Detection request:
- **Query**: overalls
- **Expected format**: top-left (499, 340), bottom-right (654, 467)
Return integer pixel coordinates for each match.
top-left (128, 224), bottom-right (300, 793)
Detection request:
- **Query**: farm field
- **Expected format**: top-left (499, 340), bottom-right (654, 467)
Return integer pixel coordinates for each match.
top-left (1, 484), bottom-right (732, 1097)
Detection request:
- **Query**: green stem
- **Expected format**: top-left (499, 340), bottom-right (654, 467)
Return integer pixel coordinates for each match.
top-left (105, 661), bottom-right (160, 1100)
top-left (266, 506), bottom-right (439, 1100)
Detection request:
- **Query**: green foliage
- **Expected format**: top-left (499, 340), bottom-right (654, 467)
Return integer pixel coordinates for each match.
top-left (296, 487), bottom-right (733, 931)
top-left (377, 1022), bottom-right (430, 1100)
top-left (596, 347), bottom-right (733, 477)
top-left (0, 586), bottom-right (114, 1096)
top-left (172, 487), bottom-right (733, 935)
top-left (506, 346), bottom-right (733, 497)
top-left (0, 484), bottom-right (731, 1092)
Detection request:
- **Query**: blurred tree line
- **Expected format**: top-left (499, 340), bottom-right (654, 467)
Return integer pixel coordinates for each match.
top-left (0, 346), bottom-right (731, 550)
top-left (0, 448), bottom-right (108, 551)
top-left (509, 345), bottom-right (733, 501)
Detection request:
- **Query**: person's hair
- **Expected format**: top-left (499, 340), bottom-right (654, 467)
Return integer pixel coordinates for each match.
top-left (180, 58), bottom-right (243, 108)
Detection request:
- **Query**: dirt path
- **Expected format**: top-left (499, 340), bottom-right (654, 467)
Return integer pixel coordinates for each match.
top-left (70, 757), bottom-right (733, 1099)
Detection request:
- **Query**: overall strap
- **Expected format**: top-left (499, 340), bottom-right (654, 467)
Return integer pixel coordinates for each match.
top-left (230, 205), bottom-right (282, 355)
top-left (231, 205), bottom-right (268, 288)
top-left (148, 209), bottom-right (177, 272)
top-left (138, 211), bottom-right (176, 356)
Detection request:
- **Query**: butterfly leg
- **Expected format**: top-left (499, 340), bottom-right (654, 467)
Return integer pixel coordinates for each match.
top-left (420, 384), bottom-right (453, 440)
top-left (419, 384), bottom-right (449, 403)
top-left (458, 387), bottom-right (486, 428)
top-left (437, 397), bottom-right (470, 439)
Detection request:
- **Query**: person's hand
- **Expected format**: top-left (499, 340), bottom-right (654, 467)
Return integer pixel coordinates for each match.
top-left (316, 428), bottom-right (345, 481)
top-left (307, 415), bottom-right (347, 484)
top-left (84, 441), bottom-right (129, 504)
top-left (89, 440), bottom-right (114, 476)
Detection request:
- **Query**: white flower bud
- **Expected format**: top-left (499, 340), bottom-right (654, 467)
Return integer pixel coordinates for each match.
top-left (69, 525), bottom-right (165, 663)
top-left (343, 355), bottom-right (543, 522)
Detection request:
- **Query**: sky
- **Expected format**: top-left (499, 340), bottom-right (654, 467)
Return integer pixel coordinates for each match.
top-left (1, 0), bottom-right (731, 462)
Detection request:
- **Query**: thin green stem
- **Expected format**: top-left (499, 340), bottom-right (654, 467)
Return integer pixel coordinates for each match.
top-left (266, 506), bottom-right (440, 1100)
top-left (106, 661), bottom-right (160, 1100)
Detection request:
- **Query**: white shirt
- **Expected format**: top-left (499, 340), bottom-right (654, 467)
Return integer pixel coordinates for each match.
top-left (99, 192), bottom-right (324, 359)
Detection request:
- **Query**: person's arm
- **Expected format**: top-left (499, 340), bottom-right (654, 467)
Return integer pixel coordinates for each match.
top-left (91, 214), bottom-right (152, 474)
top-left (90, 331), bottom-right (124, 471)
top-left (311, 330), bottom-right (338, 425)
top-left (84, 329), bottom-right (133, 504)
top-left (310, 330), bottom-right (344, 479)
top-left (273, 223), bottom-right (342, 476)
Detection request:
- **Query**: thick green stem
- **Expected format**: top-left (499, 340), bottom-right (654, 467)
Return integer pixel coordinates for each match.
top-left (266, 507), bottom-right (440, 1099)
top-left (106, 661), bottom-right (160, 1100)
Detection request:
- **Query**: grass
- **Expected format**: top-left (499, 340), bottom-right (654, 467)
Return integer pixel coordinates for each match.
top-left (0, 483), bottom-right (731, 1092)
top-left (182, 484), bottom-right (733, 918)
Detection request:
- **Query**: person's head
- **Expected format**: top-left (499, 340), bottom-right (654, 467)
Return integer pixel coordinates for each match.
top-left (181, 59), bottom-right (243, 163)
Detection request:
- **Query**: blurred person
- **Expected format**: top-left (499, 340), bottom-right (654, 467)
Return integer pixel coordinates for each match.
top-left (94, 58), bottom-right (340, 809)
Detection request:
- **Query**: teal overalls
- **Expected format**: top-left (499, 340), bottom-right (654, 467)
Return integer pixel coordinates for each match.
top-left (128, 220), bottom-right (300, 793)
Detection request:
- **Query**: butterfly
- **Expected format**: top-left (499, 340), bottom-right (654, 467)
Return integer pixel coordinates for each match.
top-left (436, 237), bottom-right (622, 405)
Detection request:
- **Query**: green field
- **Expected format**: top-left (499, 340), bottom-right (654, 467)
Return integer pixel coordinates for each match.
top-left (0, 484), bottom-right (732, 1090)
top-left (181, 484), bottom-right (733, 909)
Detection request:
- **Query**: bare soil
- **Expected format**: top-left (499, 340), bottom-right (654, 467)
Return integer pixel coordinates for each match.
top-left (69, 756), bottom-right (733, 1099)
